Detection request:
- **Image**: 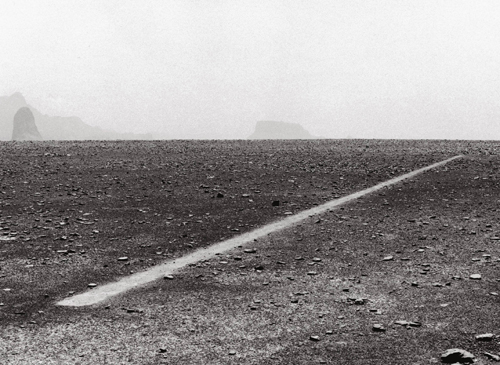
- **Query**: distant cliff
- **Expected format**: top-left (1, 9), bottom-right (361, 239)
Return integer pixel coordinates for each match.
top-left (0, 92), bottom-right (154, 141)
top-left (12, 107), bottom-right (43, 141)
top-left (248, 121), bottom-right (318, 139)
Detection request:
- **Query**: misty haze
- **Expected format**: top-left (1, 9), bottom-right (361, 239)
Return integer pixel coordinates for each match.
top-left (1, 0), bottom-right (500, 140)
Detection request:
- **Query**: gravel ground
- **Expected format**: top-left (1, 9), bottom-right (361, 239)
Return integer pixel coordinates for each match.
top-left (1, 140), bottom-right (499, 364)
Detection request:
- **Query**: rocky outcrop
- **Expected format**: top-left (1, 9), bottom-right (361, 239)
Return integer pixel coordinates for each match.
top-left (1, 92), bottom-right (154, 141)
top-left (248, 121), bottom-right (317, 139)
top-left (12, 107), bottom-right (43, 141)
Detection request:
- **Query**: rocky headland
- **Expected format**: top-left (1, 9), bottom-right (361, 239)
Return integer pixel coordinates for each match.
top-left (0, 92), bottom-right (153, 141)
top-left (248, 120), bottom-right (319, 139)
top-left (11, 107), bottom-right (43, 141)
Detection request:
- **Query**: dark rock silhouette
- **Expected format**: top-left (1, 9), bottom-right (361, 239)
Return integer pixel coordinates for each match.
top-left (248, 121), bottom-right (317, 139)
top-left (1, 92), bottom-right (154, 140)
top-left (12, 107), bottom-right (43, 141)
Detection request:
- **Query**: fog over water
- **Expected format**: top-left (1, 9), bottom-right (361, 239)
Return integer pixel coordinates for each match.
top-left (1, 0), bottom-right (499, 139)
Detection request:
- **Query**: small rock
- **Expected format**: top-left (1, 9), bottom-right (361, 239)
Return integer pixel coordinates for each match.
top-left (469, 274), bottom-right (482, 280)
top-left (307, 271), bottom-right (318, 276)
top-left (382, 255), bottom-right (394, 261)
top-left (159, 348), bottom-right (167, 353)
top-left (372, 324), bottom-right (386, 332)
top-left (216, 192), bottom-right (224, 198)
top-left (475, 333), bottom-right (494, 341)
top-left (164, 275), bottom-right (174, 280)
top-left (88, 283), bottom-right (97, 288)
top-left (310, 335), bottom-right (320, 341)
top-left (118, 257), bottom-right (128, 261)
top-left (254, 265), bottom-right (264, 271)
top-left (440, 348), bottom-right (475, 363)
top-left (244, 248), bottom-right (256, 254)
top-left (228, 350), bottom-right (236, 355)
top-left (272, 200), bottom-right (280, 206)
top-left (483, 352), bottom-right (500, 361)
top-left (394, 320), bottom-right (409, 326)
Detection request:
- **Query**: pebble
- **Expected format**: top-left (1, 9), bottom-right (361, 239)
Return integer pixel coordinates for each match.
top-left (440, 348), bottom-right (475, 363)
top-left (382, 255), bottom-right (394, 261)
top-left (228, 350), bottom-right (236, 355)
top-left (395, 320), bottom-right (409, 326)
top-left (372, 324), bottom-right (386, 332)
top-left (310, 335), bottom-right (320, 341)
top-left (307, 271), bottom-right (318, 276)
top-left (469, 274), bottom-right (482, 280)
top-left (244, 248), bottom-right (256, 254)
top-left (88, 283), bottom-right (97, 288)
top-left (475, 333), bottom-right (494, 341)
top-left (163, 275), bottom-right (174, 280)
top-left (118, 257), bottom-right (128, 261)
top-left (484, 352), bottom-right (500, 361)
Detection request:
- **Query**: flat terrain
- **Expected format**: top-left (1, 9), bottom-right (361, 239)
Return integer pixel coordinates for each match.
top-left (0, 140), bottom-right (499, 364)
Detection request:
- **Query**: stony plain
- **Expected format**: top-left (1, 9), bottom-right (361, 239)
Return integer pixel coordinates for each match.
top-left (0, 140), bottom-right (499, 364)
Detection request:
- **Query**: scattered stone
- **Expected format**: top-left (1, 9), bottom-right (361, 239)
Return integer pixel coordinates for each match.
top-left (254, 265), bottom-right (264, 271)
top-left (372, 324), bottom-right (386, 332)
top-left (272, 200), bottom-right (280, 206)
top-left (228, 350), bottom-right (236, 355)
top-left (159, 348), bottom-right (167, 353)
top-left (483, 352), bottom-right (500, 361)
top-left (163, 275), bottom-right (174, 280)
top-left (118, 257), bottom-right (129, 261)
top-left (216, 192), bottom-right (224, 198)
top-left (310, 335), bottom-right (320, 341)
top-left (88, 283), bottom-right (97, 288)
top-left (395, 320), bottom-right (409, 326)
top-left (440, 348), bottom-right (475, 363)
top-left (469, 274), bottom-right (482, 280)
top-left (475, 333), bottom-right (494, 341)
top-left (244, 248), bottom-right (256, 254)
top-left (382, 255), bottom-right (394, 261)
top-left (312, 257), bottom-right (322, 262)
top-left (307, 271), bottom-right (318, 276)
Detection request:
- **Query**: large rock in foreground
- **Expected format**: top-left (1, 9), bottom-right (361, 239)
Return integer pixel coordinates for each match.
top-left (248, 121), bottom-right (317, 139)
top-left (12, 107), bottom-right (43, 141)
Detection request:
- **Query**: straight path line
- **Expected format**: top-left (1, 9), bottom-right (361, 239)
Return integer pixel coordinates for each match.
top-left (57, 154), bottom-right (463, 307)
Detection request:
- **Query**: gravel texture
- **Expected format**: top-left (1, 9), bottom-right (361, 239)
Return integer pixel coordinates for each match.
top-left (0, 140), bottom-right (499, 364)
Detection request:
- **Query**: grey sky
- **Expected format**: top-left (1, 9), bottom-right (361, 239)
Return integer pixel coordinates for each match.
top-left (1, 0), bottom-right (499, 139)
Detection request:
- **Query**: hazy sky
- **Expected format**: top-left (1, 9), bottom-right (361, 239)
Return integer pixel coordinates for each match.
top-left (1, 0), bottom-right (500, 139)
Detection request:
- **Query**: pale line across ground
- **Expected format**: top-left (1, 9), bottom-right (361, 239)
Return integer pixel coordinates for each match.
top-left (56, 154), bottom-right (463, 307)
